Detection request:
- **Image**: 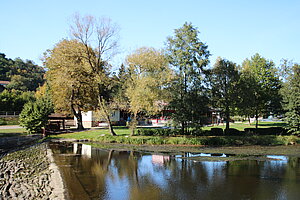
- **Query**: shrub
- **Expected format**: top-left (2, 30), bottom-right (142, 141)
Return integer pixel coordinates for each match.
top-left (210, 128), bottom-right (223, 136)
top-left (205, 137), bottom-right (227, 146)
top-left (244, 128), bottom-right (257, 135)
top-left (224, 128), bottom-right (243, 136)
top-left (137, 128), bottom-right (181, 136)
top-left (267, 127), bottom-right (289, 135)
top-left (19, 97), bottom-right (53, 134)
top-left (244, 127), bottom-right (289, 136)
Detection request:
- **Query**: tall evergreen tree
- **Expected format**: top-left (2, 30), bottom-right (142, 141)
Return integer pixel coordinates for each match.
top-left (165, 22), bottom-right (210, 134)
top-left (281, 63), bottom-right (300, 134)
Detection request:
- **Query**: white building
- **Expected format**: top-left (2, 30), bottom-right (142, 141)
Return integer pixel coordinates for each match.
top-left (74, 110), bottom-right (121, 128)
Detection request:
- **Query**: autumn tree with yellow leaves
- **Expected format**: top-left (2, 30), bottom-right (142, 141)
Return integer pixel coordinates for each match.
top-left (125, 47), bottom-right (173, 135)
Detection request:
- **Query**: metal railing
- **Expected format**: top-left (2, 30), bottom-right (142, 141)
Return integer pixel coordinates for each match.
top-left (0, 111), bottom-right (21, 117)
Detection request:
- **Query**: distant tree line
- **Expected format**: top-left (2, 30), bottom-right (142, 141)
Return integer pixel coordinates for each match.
top-left (0, 53), bottom-right (46, 112)
top-left (0, 53), bottom-right (45, 91)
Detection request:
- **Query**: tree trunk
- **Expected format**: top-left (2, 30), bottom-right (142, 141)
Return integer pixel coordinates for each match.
top-left (98, 94), bottom-right (116, 136)
top-left (71, 106), bottom-right (84, 130)
top-left (181, 121), bottom-right (185, 135)
top-left (255, 107), bottom-right (259, 129)
top-left (225, 105), bottom-right (230, 130)
top-left (130, 112), bottom-right (138, 136)
top-left (106, 114), bottom-right (116, 136)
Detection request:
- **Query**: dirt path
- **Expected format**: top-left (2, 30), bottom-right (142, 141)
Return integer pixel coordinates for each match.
top-left (0, 125), bottom-right (22, 129)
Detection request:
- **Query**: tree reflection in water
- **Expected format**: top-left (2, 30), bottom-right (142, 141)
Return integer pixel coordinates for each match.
top-left (49, 142), bottom-right (300, 200)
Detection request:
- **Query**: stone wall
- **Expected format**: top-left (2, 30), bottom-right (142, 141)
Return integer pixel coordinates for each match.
top-left (0, 143), bottom-right (66, 200)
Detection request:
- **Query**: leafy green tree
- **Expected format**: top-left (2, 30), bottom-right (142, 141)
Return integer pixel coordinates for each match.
top-left (165, 22), bottom-right (210, 134)
top-left (209, 57), bottom-right (240, 130)
top-left (0, 89), bottom-right (35, 112)
top-left (19, 96), bottom-right (53, 134)
top-left (281, 63), bottom-right (300, 134)
top-left (110, 64), bottom-right (130, 110)
top-left (125, 47), bottom-right (172, 135)
top-left (239, 53), bottom-right (282, 128)
top-left (45, 39), bottom-right (98, 130)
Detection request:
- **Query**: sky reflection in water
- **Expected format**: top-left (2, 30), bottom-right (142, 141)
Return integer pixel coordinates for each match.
top-left (50, 142), bottom-right (300, 200)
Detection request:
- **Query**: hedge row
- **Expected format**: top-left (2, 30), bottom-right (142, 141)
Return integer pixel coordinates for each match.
top-left (136, 127), bottom-right (289, 137)
top-left (90, 135), bottom-right (299, 146)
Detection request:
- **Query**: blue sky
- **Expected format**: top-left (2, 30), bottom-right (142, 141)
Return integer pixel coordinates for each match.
top-left (1, 0), bottom-right (299, 69)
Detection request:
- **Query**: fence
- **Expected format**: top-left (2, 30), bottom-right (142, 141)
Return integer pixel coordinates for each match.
top-left (0, 111), bottom-right (21, 117)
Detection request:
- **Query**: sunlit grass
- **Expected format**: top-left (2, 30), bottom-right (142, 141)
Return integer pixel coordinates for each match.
top-left (0, 128), bottom-right (26, 137)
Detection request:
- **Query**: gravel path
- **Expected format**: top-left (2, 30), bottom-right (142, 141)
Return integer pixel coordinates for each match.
top-left (0, 125), bottom-right (22, 129)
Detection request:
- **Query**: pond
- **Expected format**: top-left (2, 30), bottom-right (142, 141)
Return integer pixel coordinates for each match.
top-left (49, 142), bottom-right (300, 200)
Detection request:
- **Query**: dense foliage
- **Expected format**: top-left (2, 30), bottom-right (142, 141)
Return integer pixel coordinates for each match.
top-left (166, 22), bottom-right (210, 134)
top-left (44, 39), bottom-right (98, 130)
top-left (19, 96), bottom-right (53, 134)
top-left (0, 89), bottom-right (35, 112)
top-left (209, 57), bottom-right (240, 130)
top-left (281, 63), bottom-right (300, 134)
top-left (238, 54), bottom-right (282, 128)
top-left (125, 47), bottom-right (172, 135)
top-left (0, 53), bottom-right (45, 91)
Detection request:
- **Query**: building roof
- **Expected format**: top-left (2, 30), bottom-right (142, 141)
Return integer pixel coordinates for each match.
top-left (48, 113), bottom-right (73, 120)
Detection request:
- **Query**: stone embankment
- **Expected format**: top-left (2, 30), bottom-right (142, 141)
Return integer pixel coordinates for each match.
top-left (0, 143), bottom-right (66, 200)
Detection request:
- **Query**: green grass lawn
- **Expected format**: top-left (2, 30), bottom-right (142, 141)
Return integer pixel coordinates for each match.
top-left (0, 128), bottom-right (26, 137)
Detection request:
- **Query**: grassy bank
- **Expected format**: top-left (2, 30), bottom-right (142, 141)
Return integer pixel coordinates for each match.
top-left (49, 127), bottom-right (299, 146)
top-left (0, 128), bottom-right (26, 137)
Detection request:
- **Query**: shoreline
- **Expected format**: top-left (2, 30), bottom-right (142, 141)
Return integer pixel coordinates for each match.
top-left (0, 141), bottom-right (67, 200)
top-left (47, 148), bottom-right (67, 200)
top-left (53, 138), bottom-right (300, 157)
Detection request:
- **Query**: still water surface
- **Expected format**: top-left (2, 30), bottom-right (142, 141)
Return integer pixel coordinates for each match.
top-left (49, 142), bottom-right (300, 200)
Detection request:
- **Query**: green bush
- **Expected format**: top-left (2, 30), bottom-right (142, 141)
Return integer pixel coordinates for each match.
top-left (19, 97), bottom-right (53, 134)
top-left (205, 137), bottom-right (228, 146)
top-left (210, 128), bottom-right (223, 136)
top-left (137, 128), bottom-right (181, 136)
top-left (224, 128), bottom-right (244, 136)
top-left (244, 127), bottom-right (289, 136)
